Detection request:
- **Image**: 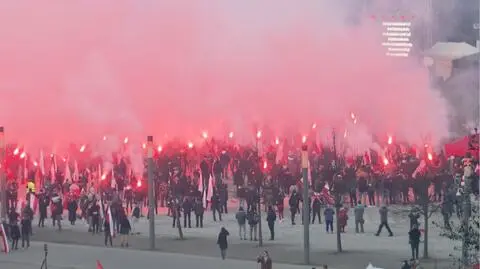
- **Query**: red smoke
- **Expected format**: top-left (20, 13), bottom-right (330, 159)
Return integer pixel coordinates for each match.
top-left (0, 1), bottom-right (449, 153)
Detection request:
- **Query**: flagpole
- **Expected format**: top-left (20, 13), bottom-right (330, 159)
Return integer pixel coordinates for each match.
top-left (0, 127), bottom-right (6, 220)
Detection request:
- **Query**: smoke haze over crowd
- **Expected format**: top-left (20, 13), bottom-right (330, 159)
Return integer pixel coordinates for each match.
top-left (0, 0), bottom-right (450, 153)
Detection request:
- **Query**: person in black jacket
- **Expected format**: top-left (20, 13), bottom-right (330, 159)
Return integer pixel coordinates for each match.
top-left (289, 191), bottom-right (299, 225)
top-left (217, 227), bottom-right (229, 260)
top-left (90, 201), bottom-right (100, 234)
top-left (37, 191), bottom-right (49, 227)
top-left (104, 218), bottom-right (113, 247)
top-left (408, 224), bottom-right (421, 260)
top-left (211, 192), bottom-right (222, 222)
top-left (183, 197), bottom-right (192, 228)
top-left (194, 199), bottom-right (204, 228)
top-left (10, 220), bottom-right (20, 250)
top-left (119, 214), bottom-right (131, 248)
top-left (266, 206), bottom-right (276, 240)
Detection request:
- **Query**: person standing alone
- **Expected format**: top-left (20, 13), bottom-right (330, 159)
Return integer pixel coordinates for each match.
top-left (217, 227), bottom-right (229, 260)
top-left (375, 205), bottom-right (393, 236)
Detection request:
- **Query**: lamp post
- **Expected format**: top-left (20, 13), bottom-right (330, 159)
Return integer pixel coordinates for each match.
top-left (256, 130), bottom-right (263, 247)
top-left (301, 144), bottom-right (310, 264)
top-left (0, 126), bottom-right (5, 220)
top-left (147, 136), bottom-right (155, 250)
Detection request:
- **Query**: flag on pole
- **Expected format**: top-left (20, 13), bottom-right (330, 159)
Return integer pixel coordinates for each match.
top-left (198, 173), bottom-right (203, 193)
top-left (111, 169), bottom-right (116, 189)
top-left (412, 160), bottom-right (427, 178)
top-left (206, 174), bottom-right (213, 203)
top-left (73, 160), bottom-right (79, 182)
top-left (0, 222), bottom-right (9, 254)
top-left (23, 157), bottom-right (28, 182)
top-left (107, 206), bottom-right (114, 237)
top-left (275, 141), bottom-right (284, 164)
top-left (65, 157), bottom-right (72, 184)
top-left (39, 150), bottom-right (46, 175)
top-left (96, 260), bottom-right (104, 269)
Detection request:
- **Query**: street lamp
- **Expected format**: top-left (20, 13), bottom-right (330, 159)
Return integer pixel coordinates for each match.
top-left (256, 130), bottom-right (263, 247)
top-left (301, 144), bottom-right (310, 264)
top-left (0, 126), bottom-right (5, 220)
top-left (146, 135), bottom-right (155, 250)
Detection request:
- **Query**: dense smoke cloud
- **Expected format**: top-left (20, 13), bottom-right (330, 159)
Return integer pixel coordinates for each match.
top-left (0, 0), bottom-right (449, 154)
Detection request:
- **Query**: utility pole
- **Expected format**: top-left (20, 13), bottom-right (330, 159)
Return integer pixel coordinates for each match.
top-left (301, 144), bottom-right (310, 264)
top-left (256, 131), bottom-right (263, 247)
top-left (332, 128), bottom-right (343, 253)
top-left (461, 176), bottom-right (472, 268)
top-left (147, 135), bottom-right (155, 250)
top-left (0, 126), bottom-right (6, 221)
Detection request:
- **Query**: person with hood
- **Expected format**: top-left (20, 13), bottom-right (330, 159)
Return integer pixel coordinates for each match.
top-left (235, 206), bottom-right (247, 240)
top-left (248, 209), bottom-right (259, 241)
top-left (408, 224), bottom-right (421, 260)
top-left (217, 227), bottom-right (230, 260)
top-left (257, 250), bottom-right (273, 269)
top-left (266, 206), bottom-right (277, 240)
top-left (289, 190), bottom-right (300, 225)
top-left (375, 205), bottom-right (393, 236)
top-left (324, 205), bottom-right (335, 233)
top-left (354, 202), bottom-right (365, 233)
top-left (338, 207), bottom-right (348, 233)
top-left (408, 208), bottom-right (420, 230)
top-left (67, 196), bottom-right (78, 225)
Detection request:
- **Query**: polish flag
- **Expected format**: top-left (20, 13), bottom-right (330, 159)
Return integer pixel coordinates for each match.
top-left (74, 160), bottom-right (79, 182)
top-left (107, 206), bottom-right (114, 237)
top-left (65, 158), bottom-right (72, 184)
top-left (0, 222), bottom-right (9, 254)
top-left (96, 260), bottom-right (104, 269)
top-left (39, 150), bottom-right (46, 175)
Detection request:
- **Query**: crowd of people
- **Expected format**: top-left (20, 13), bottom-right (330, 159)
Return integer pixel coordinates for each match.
top-left (0, 134), bottom-right (478, 266)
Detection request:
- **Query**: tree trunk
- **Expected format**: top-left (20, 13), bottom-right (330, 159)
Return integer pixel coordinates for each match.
top-left (335, 193), bottom-right (342, 252)
top-left (176, 207), bottom-right (184, 240)
top-left (423, 209), bottom-right (429, 258)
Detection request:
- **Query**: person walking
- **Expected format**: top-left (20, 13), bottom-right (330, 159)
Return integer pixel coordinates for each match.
top-left (408, 224), bottom-right (421, 260)
top-left (375, 205), bottom-right (393, 236)
top-left (235, 206), bottom-right (247, 240)
top-left (354, 202), bottom-right (365, 233)
top-left (217, 227), bottom-right (229, 260)
top-left (266, 206), bottom-right (276, 240)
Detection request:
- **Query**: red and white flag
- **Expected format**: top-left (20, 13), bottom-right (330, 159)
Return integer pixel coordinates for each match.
top-left (96, 260), bottom-right (104, 269)
top-left (107, 206), bottom-right (114, 237)
top-left (73, 160), bottom-right (79, 182)
top-left (412, 160), bottom-right (427, 179)
top-left (65, 158), bottom-right (72, 184)
top-left (39, 150), bottom-right (46, 175)
top-left (0, 222), bottom-right (9, 254)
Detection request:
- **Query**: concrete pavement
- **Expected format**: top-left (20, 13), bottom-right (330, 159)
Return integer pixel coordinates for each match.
top-left (0, 242), bottom-right (313, 269)
top-left (21, 205), bottom-right (455, 269)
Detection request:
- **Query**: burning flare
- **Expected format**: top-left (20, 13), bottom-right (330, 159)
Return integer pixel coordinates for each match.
top-left (80, 144), bottom-right (86, 152)
top-left (256, 130), bottom-right (262, 139)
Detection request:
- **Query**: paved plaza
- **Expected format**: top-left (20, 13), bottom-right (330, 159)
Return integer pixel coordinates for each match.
top-left (0, 241), bottom-right (312, 269)
top-left (5, 203), bottom-right (454, 269)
